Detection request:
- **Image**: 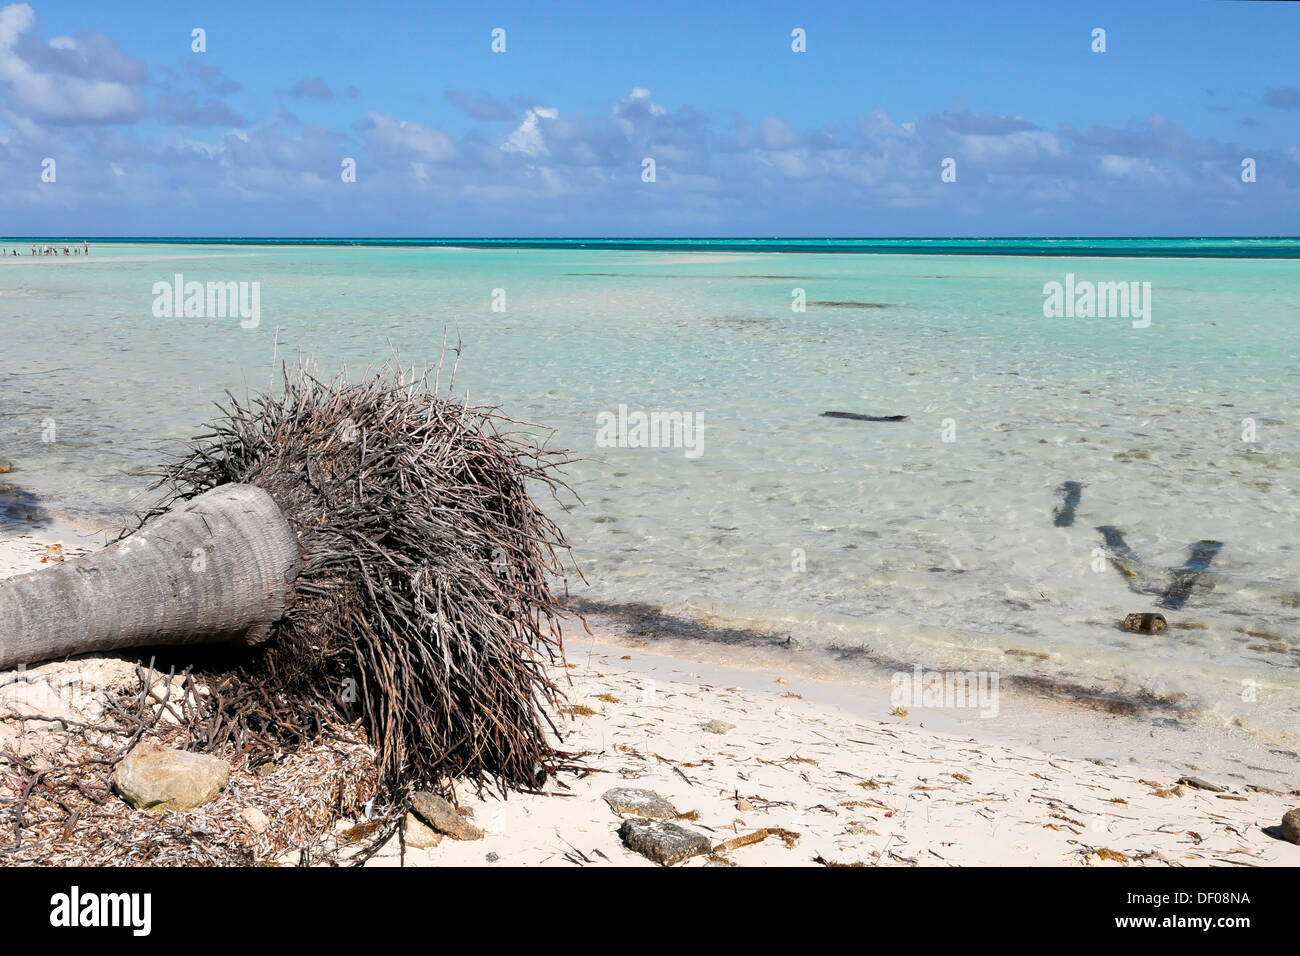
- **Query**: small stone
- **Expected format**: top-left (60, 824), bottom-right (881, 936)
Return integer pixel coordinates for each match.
top-left (703, 719), bottom-right (735, 735)
top-left (404, 812), bottom-right (444, 849)
top-left (1123, 612), bottom-right (1167, 634)
top-left (486, 851), bottom-right (499, 862)
top-left (411, 791), bottom-right (484, 841)
top-left (0, 462), bottom-right (11, 474)
top-left (241, 807), bottom-right (270, 834)
top-left (736, 798), bottom-right (755, 812)
top-left (602, 787), bottom-right (678, 818)
top-left (111, 741), bottom-right (229, 812)
top-left (1178, 776), bottom-right (1225, 793)
top-left (619, 818), bottom-right (712, 866)
top-left (1281, 808), bottom-right (1300, 845)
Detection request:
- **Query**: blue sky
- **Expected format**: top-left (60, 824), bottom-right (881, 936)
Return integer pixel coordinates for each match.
top-left (1, 0), bottom-right (1297, 236)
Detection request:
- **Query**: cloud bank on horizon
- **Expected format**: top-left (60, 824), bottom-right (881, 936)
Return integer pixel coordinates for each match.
top-left (1, 0), bottom-right (1297, 237)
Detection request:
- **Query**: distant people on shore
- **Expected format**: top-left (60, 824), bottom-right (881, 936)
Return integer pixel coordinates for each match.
top-left (8, 242), bottom-right (91, 257)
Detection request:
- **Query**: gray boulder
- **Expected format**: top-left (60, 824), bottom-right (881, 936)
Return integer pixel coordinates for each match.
top-left (619, 818), bottom-right (711, 866)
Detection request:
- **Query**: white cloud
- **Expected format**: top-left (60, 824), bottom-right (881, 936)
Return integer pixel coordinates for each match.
top-left (758, 117), bottom-right (798, 150)
top-left (356, 112), bottom-right (456, 161)
top-left (0, 3), bottom-right (146, 124)
top-left (501, 105), bottom-right (557, 157)
top-left (625, 87), bottom-right (665, 115)
top-left (1099, 154), bottom-right (1165, 182)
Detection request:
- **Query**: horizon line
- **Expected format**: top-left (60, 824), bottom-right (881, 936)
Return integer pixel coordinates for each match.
top-left (4, 236), bottom-right (1298, 241)
top-left (5, 236), bottom-right (1298, 260)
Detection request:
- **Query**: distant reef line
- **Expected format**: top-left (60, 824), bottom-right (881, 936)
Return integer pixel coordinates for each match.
top-left (1, 237), bottom-right (1298, 258)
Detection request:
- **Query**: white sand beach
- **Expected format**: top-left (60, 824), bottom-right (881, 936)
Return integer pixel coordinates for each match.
top-left (366, 627), bottom-right (1300, 867)
top-left (4, 524), bottom-right (1294, 868)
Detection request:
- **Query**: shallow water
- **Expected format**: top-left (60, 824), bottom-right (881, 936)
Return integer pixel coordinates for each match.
top-left (1, 242), bottom-right (1297, 745)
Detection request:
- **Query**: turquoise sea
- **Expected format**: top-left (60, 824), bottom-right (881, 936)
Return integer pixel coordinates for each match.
top-left (2, 239), bottom-right (1297, 744)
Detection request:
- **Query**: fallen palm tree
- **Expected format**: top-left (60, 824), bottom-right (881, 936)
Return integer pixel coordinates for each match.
top-left (0, 360), bottom-right (582, 810)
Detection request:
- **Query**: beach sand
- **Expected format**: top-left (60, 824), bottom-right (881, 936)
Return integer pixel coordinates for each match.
top-left (2, 526), bottom-right (1297, 867)
top-left (357, 622), bottom-right (1300, 867)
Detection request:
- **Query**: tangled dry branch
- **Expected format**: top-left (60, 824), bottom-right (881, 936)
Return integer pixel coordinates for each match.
top-left (144, 359), bottom-right (585, 799)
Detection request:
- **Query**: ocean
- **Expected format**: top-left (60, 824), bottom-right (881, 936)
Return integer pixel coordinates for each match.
top-left (2, 239), bottom-right (1297, 744)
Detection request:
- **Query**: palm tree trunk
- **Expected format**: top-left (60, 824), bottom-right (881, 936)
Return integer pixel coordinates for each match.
top-left (0, 483), bottom-right (300, 670)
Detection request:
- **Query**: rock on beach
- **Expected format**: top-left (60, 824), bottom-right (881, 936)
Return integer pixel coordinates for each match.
top-left (1282, 808), bottom-right (1300, 845)
top-left (111, 741), bottom-right (230, 812)
top-left (619, 818), bottom-right (712, 866)
top-left (411, 791), bottom-right (484, 841)
top-left (602, 787), bottom-right (678, 818)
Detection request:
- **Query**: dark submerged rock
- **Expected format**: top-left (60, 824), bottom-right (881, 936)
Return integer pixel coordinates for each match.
top-left (821, 411), bottom-right (908, 423)
top-left (1123, 612), bottom-right (1167, 634)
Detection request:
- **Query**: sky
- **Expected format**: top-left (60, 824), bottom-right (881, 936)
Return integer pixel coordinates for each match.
top-left (1, 0), bottom-right (1297, 237)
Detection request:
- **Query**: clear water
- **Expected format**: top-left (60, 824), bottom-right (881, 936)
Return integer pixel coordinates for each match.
top-left (2, 241), bottom-right (1298, 742)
